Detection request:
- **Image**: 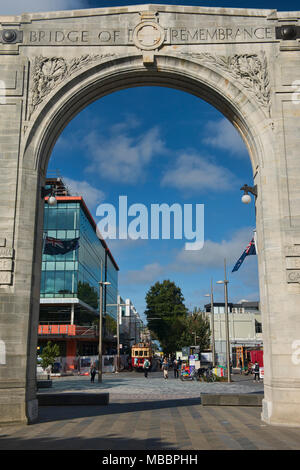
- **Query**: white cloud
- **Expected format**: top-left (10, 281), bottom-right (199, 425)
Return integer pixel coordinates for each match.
top-left (161, 152), bottom-right (236, 194)
top-left (203, 118), bottom-right (248, 157)
top-left (1, 0), bottom-right (86, 15)
top-left (118, 227), bottom-right (258, 290)
top-left (84, 121), bottom-right (167, 184)
top-left (173, 226), bottom-right (255, 272)
top-left (63, 177), bottom-right (105, 208)
top-left (120, 262), bottom-right (165, 285)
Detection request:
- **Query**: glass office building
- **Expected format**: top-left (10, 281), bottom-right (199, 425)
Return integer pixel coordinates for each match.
top-left (40, 196), bottom-right (119, 326)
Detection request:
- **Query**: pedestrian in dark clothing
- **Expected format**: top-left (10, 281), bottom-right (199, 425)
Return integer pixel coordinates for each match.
top-left (143, 359), bottom-right (150, 378)
top-left (239, 358), bottom-right (243, 375)
top-left (90, 364), bottom-right (97, 383)
top-left (253, 361), bottom-right (260, 382)
top-left (173, 359), bottom-right (179, 378)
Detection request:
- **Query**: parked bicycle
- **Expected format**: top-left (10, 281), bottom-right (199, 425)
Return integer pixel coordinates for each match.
top-left (180, 367), bottom-right (199, 381)
top-left (198, 366), bottom-right (216, 382)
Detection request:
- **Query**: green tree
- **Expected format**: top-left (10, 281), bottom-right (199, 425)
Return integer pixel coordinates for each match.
top-left (145, 280), bottom-right (188, 354)
top-left (179, 310), bottom-right (211, 352)
top-left (40, 341), bottom-right (60, 377)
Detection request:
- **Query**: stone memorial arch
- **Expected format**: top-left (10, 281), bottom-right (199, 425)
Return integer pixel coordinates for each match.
top-left (0, 4), bottom-right (300, 427)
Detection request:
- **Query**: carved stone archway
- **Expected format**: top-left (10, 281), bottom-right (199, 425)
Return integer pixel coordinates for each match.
top-left (0, 4), bottom-right (300, 427)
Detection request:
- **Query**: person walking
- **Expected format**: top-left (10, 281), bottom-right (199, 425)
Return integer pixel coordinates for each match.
top-left (173, 358), bottom-right (179, 378)
top-left (90, 363), bottom-right (97, 383)
top-left (143, 358), bottom-right (150, 378)
top-left (253, 361), bottom-right (260, 382)
top-left (246, 361), bottom-right (253, 375)
top-left (239, 358), bottom-right (243, 375)
top-left (162, 358), bottom-right (169, 379)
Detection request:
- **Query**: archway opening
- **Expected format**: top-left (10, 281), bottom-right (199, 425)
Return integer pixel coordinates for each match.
top-left (36, 81), bottom-right (260, 385)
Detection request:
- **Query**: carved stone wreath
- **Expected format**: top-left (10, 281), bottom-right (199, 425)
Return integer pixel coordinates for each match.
top-left (28, 54), bottom-right (115, 119)
top-left (28, 52), bottom-right (271, 120)
top-left (180, 52), bottom-right (271, 112)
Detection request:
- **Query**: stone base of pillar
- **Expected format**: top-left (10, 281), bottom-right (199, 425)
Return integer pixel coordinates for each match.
top-left (0, 391), bottom-right (38, 425)
top-left (262, 389), bottom-right (300, 428)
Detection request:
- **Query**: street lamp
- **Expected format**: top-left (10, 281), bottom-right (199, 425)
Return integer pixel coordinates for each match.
top-left (204, 278), bottom-right (216, 367)
top-left (217, 259), bottom-right (231, 383)
top-left (41, 186), bottom-right (57, 206)
top-left (107, 300), bottom-right (126, 373)
top-left (98, 279), bottom-right (111, 383)
top-left (240, 184), bottom-right (257, 204)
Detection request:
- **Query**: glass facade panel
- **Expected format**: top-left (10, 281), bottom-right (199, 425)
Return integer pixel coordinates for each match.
top-left (41, 199), bottom-right (118, 316)
top-left (106, 253), bottom-right (118, 321)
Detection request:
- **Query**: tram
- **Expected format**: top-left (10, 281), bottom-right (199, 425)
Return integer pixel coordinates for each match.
top-left (131, 343), bottom-right (152, 370)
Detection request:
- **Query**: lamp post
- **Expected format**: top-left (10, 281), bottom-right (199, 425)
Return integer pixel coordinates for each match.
top-left (98, 274), bottom-right (111, 383)
top-left (217, 259), bottom-right (231, 383)
top-left (205, 278), bottom-right (216, 367)
top-left (107, 301), bottom-right (126, 373)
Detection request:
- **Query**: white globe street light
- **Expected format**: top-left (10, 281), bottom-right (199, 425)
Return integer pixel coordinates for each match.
top-left (240, 184), bottom-right (257, 204)
top-left (47, 195), bottom-right (57, 206)
top-left (241, 193), bottom-right (251, 204)
top-left (41, 186), bottom-right (57, 206)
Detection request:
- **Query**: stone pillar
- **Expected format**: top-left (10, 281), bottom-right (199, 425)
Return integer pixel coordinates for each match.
top-left (260, 60), bottom-right (300, 426)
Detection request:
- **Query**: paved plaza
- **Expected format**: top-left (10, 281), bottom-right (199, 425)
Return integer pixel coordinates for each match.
top-left (36, 370), bottom-right (265, 400)
top-left (1, 371), bottom-right (300, 450)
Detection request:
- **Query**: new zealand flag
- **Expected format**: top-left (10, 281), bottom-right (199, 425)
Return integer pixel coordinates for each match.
top-left (232, 238), bottom-right (256, 272)
top-left (43, 236), bottom-right (80, 255)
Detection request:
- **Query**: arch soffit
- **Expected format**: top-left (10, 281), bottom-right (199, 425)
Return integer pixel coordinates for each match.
top-left (23, 52), bottom-right (273, 174)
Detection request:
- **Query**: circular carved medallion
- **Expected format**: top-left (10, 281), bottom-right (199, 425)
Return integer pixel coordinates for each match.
top-left (2, 30), bottom-right (17, 43)
top-left (133, 21), bottom-right (165, 51)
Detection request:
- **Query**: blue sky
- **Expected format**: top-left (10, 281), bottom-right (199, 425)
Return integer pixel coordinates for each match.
top-left (4, 0), bottom-right (298, 320)
top-left (2, 1), bottom-right (299, 14)
top-left (50, 87), bottom-right (258, 319)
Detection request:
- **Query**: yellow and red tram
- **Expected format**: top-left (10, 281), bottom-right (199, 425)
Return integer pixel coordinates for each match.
top-left (131, 343), bottom-right (152, 370)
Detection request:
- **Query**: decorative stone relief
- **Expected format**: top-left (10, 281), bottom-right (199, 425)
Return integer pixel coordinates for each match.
top-left (286, 245), bottom-right (300, 283)
top-left (133, 21), bottom-right (165, 51)
top-left (28, 54), bottom-right (115, 119)
top-left (0, 240), bottom-right (14, 286)
top-left (180, 52), bottom-right (271, 112)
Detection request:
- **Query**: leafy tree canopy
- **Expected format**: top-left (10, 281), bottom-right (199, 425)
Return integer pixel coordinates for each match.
top-left (145, 280), bottom-right (188, 354)
top-left (179, 310), bottom-right (211, 352)
top-left (40, 341), bottom-right (60, 370)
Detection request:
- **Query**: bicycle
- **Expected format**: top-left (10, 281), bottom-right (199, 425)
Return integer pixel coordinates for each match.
top-left (198, 366), bottom-right (216, 382)
top-left (205, 367), bottom-right (216, 382)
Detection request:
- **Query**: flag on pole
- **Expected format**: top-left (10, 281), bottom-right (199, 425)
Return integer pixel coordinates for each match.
top-left (43, 236), bottom-right (80, 255)
top-left (232, 238), bottom-right (256, 272)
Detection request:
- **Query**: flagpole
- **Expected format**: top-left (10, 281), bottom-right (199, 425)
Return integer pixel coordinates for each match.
top-left (98, 260), bottom-right (103, 383)
top-left (224, 259), bottom-right (231, 383)
top-left (210, 278), bottom-right (216, 368)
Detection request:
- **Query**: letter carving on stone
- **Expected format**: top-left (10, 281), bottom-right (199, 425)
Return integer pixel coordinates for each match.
top-left (28, 54), bottom-right (115, 119)
top-left (180, 52), bottom-right (271, 112)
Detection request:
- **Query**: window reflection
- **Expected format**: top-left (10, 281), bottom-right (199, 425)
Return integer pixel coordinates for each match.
top-left (41, 201), bottom-right (118, 315)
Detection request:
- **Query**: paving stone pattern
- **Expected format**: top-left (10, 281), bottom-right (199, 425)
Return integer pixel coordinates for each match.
top-left (1, 373), bottom-right (300, 450)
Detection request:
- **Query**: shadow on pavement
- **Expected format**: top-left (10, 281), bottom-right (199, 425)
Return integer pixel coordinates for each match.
top-left (0, 433), bottom-right (171, 450)
top-left (36, 397), bottom-right (202, 424)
